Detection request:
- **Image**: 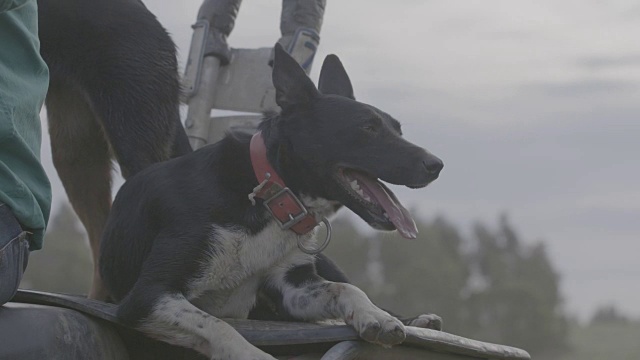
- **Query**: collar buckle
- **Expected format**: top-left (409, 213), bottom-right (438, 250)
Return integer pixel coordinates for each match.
top-left (249, 131), bottom-right (325, 239)
top-left (263, 187), bottom-right (309, 230)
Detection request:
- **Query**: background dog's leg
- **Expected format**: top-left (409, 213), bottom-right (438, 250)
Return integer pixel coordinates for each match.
top-left (82, 39), bottom-right (190, 178)
top-left (46, 85), bottom-right (112, 300)
top-left (92, 97), bottom-right (181, 179)
top-left (118, 291), bottom-right (276, 360)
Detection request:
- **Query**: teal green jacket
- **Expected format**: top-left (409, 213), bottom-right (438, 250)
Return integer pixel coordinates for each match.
top-left (0, 0), bottom-right (51, 250)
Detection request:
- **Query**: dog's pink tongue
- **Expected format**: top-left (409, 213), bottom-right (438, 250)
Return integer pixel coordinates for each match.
top-left (353, 174), bottom-right (418, 239)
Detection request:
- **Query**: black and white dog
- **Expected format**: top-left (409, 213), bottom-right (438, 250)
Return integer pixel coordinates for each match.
top-left (100, 44), bottom-right (444, 359)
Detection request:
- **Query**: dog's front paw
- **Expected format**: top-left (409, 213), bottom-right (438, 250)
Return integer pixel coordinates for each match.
top-left (405, 313), bottom-right (443, 331)
top-left (351, 310), bottom-right (406, 347)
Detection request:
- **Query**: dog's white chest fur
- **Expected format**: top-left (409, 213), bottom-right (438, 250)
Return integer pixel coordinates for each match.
top-left (187, 221), bottom-right (316, 317)
top-left (185, 196), bottom-right (337, 318)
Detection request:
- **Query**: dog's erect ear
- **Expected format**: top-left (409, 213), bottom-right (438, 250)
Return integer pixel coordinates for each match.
top-left (318, 55), bottom-right (355, 100)
top-left (272, 43), bottom-right (320, 109)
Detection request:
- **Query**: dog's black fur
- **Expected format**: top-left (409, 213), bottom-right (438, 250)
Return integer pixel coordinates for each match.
top-left (37, 0), bottom-right (192, 299)
top-left (35, 0), bottom-right (433, 329)
top-left (38, 1), bottom-right (443, 356)
top-left (100, 44), bottom-right (443, 359)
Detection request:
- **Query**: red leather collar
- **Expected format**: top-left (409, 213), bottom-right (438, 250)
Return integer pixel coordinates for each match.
top-left (248, 131), bottom-right (318, 235)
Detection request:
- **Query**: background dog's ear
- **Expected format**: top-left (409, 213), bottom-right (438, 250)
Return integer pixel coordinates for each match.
top-left (272, 43), bottom-right (320, 109)
top-left (318, 55), bottom-right (355, 100)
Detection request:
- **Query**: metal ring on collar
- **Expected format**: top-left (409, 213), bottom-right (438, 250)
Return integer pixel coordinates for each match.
top-left (297, 217), bottom-right (332, 255)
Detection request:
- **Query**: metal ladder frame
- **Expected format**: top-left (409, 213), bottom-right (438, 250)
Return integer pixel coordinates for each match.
top-left (182, 0), bottom-right (325, 149)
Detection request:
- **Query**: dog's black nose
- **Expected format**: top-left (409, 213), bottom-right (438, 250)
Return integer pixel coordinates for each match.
top-left (423, 157), bottom-right (444, 175)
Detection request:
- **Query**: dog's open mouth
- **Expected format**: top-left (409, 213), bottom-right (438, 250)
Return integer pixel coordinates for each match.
top-left (337, 168), bottom-right (418, 239)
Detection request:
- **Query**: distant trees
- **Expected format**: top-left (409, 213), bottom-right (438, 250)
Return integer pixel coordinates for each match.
top-left (324, 213), bottom-right (569, 358)
top-left (463, 215), bottom-right (568, 357)
top-left (590, 305), bottom-right (630, 325)
top-left (559, 305), bottom-right (640, 360)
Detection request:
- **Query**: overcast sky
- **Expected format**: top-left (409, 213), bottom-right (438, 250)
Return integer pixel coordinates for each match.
top-left (40, 1), bottom-right (640, 320)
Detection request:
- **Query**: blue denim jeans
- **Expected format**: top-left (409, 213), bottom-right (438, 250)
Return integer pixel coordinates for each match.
top-left (0, 203), bottom-right (29, 305)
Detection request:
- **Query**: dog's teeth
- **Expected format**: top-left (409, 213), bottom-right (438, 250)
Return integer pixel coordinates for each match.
top-left (350, 180), bottom-right (361, 191)
top-left (384, 212), bottom-right (390, 219)
top-left (357, 189), bottom-right (364, 197)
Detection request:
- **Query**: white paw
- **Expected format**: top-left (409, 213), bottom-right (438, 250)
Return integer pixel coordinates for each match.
top-left (351, 309), bottom-right (406, 346)
top-left (407, 313), bottom-right (443, 330)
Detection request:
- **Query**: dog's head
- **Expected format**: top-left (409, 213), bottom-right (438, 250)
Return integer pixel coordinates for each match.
top-left (268, 44), bottom-right (443, 239)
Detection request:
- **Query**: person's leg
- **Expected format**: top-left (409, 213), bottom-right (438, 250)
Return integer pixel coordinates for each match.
top-left (0, 204), bottom-right (30, 305)
top-left (0, 0), bottom-right (51, 304)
